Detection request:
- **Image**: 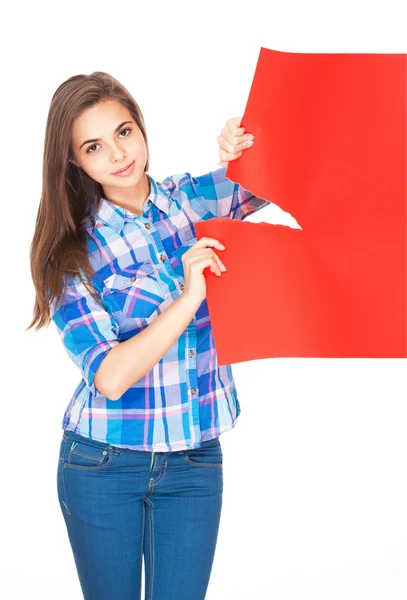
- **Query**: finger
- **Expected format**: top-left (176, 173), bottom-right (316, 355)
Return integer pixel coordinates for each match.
top-left (219, 127), bottom-right (254, 145)
top-left (209, 257), bottom-right (222, 276)
top-left (217, 135), bottom-right (254, 155)
top-left (219, 148), bottom-right (242, 162)
top-left (187, 248), bottom-right (219, 260)
top-left (193, 237), bottom-right (225, 250)
top-left (227, 116), bottom-right (242, 128)
top-left (227, 116), bottom-right (244, 136)
top-left (205, 260), bottom-right (220, 276)
top-left (211, 249), bottom-right (227, 272)
top-left (189, 255), bottom-right (222, 276)
top-left (189, 250), bottom-right (227, 273)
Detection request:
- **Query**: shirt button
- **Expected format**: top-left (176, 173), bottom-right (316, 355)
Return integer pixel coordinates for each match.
top-left (179, 283), bottom-right (185, 290)
top-left (145, 222), bottom-right (151, 229)
top-left (188, 350), bottom-right (195, 356)
top-left (160, 255), bottom-right (167, 262)
top-left (131, 276), bottom-right (137, 282)
top-left (147, 199), bottom-right (152, 207)
top-left (190, 388), bottom-right (197, 394)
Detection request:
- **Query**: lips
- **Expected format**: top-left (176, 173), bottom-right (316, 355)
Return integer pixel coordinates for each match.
top-left (113, 160), bottom-right (135, 174)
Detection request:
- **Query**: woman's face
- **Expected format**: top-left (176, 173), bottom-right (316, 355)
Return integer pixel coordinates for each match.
top-left (70, 99), bottom-right (148, 190)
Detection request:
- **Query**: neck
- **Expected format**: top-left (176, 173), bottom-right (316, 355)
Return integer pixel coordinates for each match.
top-left (102, 172), bottom-right (150, 216)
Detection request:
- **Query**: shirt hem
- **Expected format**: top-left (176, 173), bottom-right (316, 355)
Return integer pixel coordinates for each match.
top-left (63, 413), bottom-right (240, 452)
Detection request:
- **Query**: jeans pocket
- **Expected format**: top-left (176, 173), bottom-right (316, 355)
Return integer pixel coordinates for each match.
top-left (185, 437), bottom-right (223, 468)
top-left (62, 433), bottom-right (113, 471)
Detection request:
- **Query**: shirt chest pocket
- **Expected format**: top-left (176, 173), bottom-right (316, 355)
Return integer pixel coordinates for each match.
top-left (102, 261), bottom-right (165, 321)
top-left (169, 239), bottom-right (196, 278)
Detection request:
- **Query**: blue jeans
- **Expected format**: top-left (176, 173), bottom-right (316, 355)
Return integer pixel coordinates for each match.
top-left (57, 429), bottom-right (223, 600)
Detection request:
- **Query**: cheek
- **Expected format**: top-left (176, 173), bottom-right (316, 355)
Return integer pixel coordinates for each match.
top-left (83, 156), bottom-right (111, 182)
top-left (129, 132), bottom-right (147, 156)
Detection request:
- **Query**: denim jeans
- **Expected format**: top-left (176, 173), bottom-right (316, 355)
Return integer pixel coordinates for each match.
top-left (57, 429), bottom-right (224, 600)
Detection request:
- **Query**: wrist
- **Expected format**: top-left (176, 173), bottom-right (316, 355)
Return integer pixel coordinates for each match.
top-left (179, 289), bottom-right (203, 312)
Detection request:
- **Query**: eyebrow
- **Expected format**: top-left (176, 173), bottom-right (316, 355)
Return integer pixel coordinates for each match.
top-left (79, 120), bottom-right (134, 149)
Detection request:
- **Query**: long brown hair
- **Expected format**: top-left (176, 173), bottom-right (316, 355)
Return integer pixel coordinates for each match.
top-left (26, 72), bottom-right (150, 332)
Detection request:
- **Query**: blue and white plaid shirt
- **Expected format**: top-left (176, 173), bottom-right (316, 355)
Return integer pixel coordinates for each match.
top-left (50, 167), bottom-right (269, 451)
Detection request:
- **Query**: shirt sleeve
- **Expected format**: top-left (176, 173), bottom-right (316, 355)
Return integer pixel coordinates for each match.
top-left (49, 274), bottom-right (120, 397)
top-left (185, 166), bottom-right (270, 220)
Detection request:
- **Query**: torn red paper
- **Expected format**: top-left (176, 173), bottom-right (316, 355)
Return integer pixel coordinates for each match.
top-left (195, 48), bottom-right (406, 365)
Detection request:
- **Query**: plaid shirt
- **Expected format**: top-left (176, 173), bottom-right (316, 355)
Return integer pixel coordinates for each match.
top-left (50, 167), bottom-right (269, 451)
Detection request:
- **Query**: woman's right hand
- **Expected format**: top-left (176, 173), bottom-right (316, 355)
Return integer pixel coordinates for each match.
top-left (182, 237), bottom-right (227, 303)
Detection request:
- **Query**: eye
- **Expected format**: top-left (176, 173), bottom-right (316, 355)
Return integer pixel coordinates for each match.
top-left (86, 128), bottom-right (132, 154)
top-left (119, 127), bottom-right (132, 137)
top-left (86, 143), bottom-right (99, 154)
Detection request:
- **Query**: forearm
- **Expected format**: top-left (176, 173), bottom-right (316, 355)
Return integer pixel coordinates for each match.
top-left (94, 292), bottom-right (201, 400)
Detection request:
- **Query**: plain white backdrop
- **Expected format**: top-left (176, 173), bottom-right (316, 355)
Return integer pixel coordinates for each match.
top-left (1, 0), bottom-right (406, 598)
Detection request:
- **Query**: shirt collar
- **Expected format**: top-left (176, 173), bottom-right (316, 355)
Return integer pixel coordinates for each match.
top-left (86, 173), bottom-right (170, 233)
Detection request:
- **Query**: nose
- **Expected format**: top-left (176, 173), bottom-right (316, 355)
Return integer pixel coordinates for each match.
top-left (110, 142), bottom-right (126, 164)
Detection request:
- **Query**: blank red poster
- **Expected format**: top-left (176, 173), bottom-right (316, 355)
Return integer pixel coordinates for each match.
top-left (195, 48), bottom-right (407, 366)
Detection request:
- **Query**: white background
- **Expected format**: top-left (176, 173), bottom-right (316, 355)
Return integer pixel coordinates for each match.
top-left (1, 0), bottom-right (406, 598)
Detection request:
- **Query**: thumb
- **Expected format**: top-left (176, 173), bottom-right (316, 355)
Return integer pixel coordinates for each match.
top-left (231, 115), bottom-right (243, 127)
top-left (230, 115), bottom-right (244, 136)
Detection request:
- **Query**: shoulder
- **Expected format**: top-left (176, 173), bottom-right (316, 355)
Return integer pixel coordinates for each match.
top-left (156, 171), bottom-right (198, 199)
top-left (157, 167), bottom-right (230, 201)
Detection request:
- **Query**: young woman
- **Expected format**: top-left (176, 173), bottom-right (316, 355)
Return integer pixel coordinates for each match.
top-left (27, 71), bottom-right (268, 600)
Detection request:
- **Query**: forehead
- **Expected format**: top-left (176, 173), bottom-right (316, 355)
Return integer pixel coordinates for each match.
top-left (72, 99), bottom-right (134, 142)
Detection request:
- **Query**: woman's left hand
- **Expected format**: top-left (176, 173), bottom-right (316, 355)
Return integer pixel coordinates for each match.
top-left (216, 116), bottom-right (255, 168)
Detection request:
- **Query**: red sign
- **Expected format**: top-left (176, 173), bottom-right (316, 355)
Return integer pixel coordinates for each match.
top-left (195, 48), bottom-right (406, 365)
